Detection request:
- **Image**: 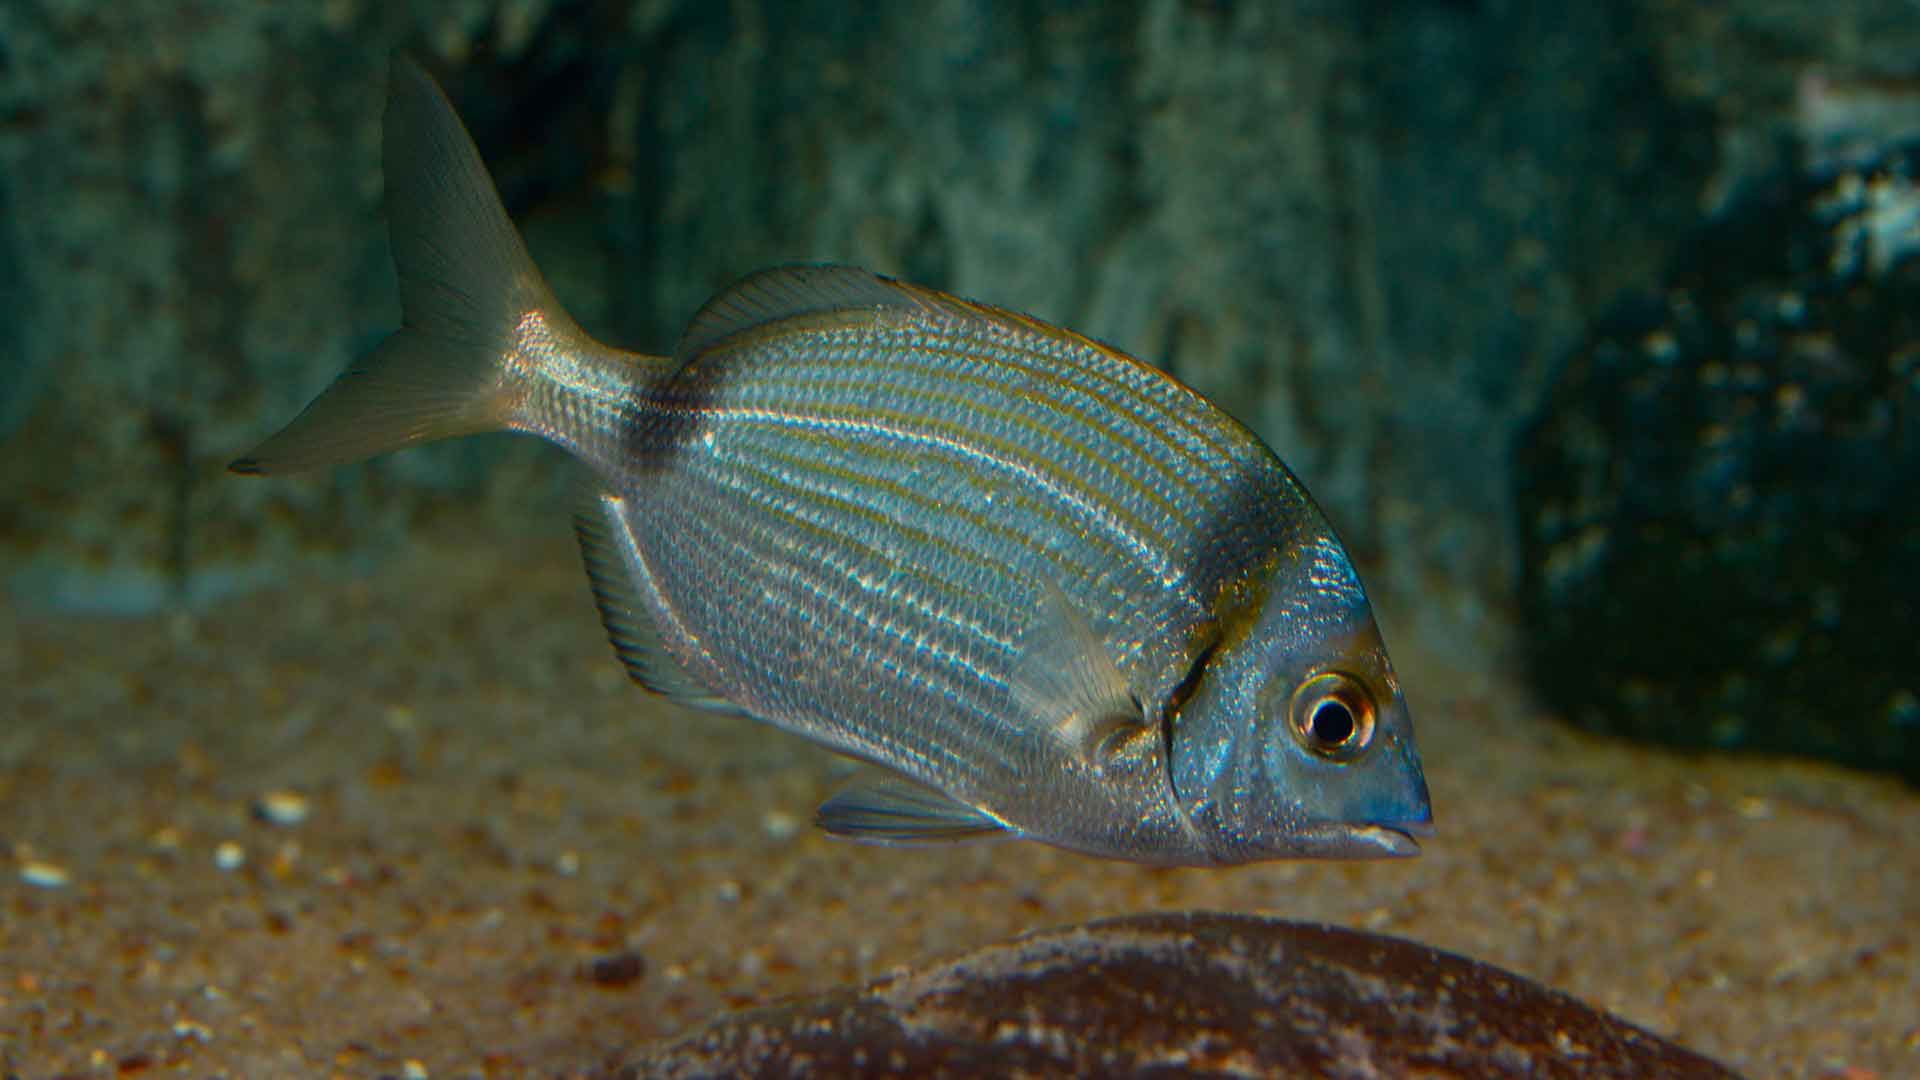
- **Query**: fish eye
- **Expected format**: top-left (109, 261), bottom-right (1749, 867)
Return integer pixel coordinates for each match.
top-left (1287, 672), bottom-right (1377, 761)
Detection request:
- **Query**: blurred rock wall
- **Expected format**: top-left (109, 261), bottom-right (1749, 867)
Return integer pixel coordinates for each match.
top-left (4, 0), bottom-right (1917, 674)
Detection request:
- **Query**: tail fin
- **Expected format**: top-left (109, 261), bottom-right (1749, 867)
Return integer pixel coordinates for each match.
top-left (232, 55), bottom-right (569, 475)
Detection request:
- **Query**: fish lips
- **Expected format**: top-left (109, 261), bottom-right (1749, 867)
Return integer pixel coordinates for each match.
top-left (1303, 816), bottom-right (1435, 859)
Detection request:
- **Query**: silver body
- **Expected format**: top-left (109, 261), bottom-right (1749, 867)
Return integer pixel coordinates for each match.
top-left (559, 277), bottom-right (1311, 861)
top-left (235, 59), bottom-right (1432, 865)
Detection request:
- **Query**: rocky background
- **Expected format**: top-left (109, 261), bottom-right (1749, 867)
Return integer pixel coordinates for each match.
top-left (1516, 143), bottom-right (1920, 779)
top-left (2, 1), bottom-right (1917, 769)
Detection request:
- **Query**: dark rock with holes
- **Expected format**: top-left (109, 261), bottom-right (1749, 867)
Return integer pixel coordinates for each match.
top-left (610, 912), bottom-right (1740, 1079)
top-left (1515, 142), bottom-right (1920, 780)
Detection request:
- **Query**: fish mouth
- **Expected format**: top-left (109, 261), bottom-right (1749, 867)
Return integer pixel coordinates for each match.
top-left (1354, 824), bottom-right (1423, 858)
top-left (1307, 819), bottom-right (1432, 859)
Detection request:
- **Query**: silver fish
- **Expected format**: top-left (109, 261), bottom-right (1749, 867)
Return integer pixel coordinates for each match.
top-left (235, 58), bottom-right (1433, 865)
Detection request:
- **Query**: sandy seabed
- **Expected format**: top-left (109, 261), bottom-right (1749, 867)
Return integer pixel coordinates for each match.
top-left (2, 528), bottom-right (1914, 1078)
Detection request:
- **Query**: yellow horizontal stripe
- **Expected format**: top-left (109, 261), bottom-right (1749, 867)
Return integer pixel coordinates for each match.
top-left (728, 372), bottom-right (1188, 530)
top-left (694, 399), bottom-right (1181, 582)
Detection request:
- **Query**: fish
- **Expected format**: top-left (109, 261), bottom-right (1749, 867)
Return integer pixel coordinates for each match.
top-left (233, 57), bottom-right (1433, 866)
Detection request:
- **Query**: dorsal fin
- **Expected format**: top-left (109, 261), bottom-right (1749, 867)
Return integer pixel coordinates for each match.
top-left (676, 264), bottom-right (1123, 365)
top-left (574, 493), bottom-right (742, 716)
top-left (677, 265), bottom-right (922, 361)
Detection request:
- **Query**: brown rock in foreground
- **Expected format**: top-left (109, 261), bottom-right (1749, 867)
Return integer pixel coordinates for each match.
top-left (614, 911), bottom-right (1740, 1079)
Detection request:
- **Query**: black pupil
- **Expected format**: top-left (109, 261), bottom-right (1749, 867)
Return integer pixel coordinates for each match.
top-left (1309, 699), bottom-right (1356, 745)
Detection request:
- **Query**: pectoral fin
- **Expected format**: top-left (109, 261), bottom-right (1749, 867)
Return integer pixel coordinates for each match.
top-left (816, 779), bottom-right (1009, 845)
top-left (1009, 579), bottom-right (1146, 762)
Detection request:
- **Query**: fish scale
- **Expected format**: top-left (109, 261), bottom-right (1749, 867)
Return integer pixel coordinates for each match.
top-left (233, 56), bottom-right (1432, 865)
top-left (719, 332), bottom-right (1215, 510)
top-left (646, 447), bottom-right (1033, 786)
top-left (642, 318), bottom-right (1230, 698)
top-left (697, 314), bottom-right (1238, 510)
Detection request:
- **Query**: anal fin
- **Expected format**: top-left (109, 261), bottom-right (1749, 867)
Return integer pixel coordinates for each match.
top-left (575, 493), bottom-right (742, 716)
top-left (816, 778), bottom-right (1008, 845)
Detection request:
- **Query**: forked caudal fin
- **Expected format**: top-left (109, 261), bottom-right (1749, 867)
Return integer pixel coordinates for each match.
top-left (231, 56), bottom-right (586, 475)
